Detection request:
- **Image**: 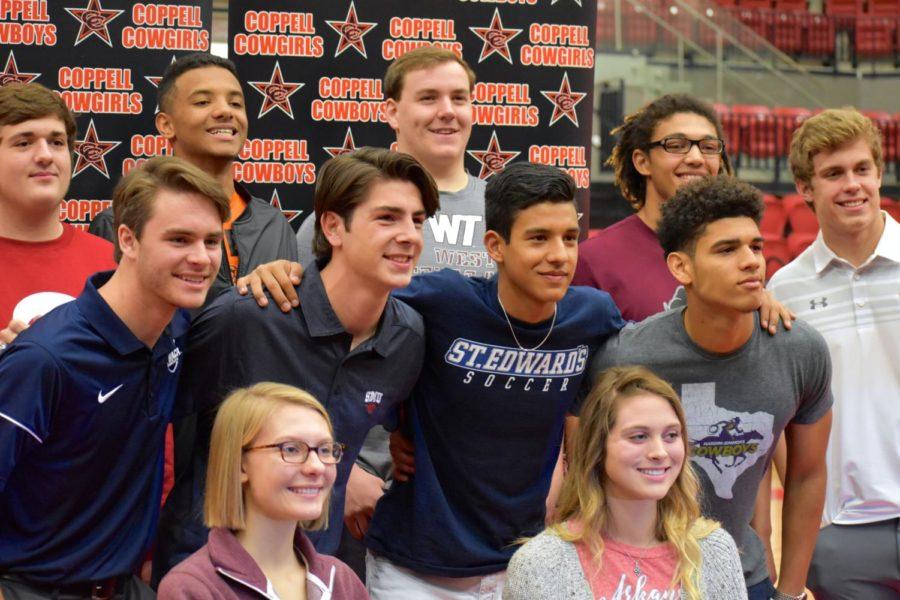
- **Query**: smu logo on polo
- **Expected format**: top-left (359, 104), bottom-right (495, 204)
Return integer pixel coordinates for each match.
top-left (445, 338), bottom-right (588, 392)
top-left (364, 391), bottom-right (383, 414)
top-left (681, 382), bottom-right (775, 500)
top-left (167, 346), bottom-right (182, 373)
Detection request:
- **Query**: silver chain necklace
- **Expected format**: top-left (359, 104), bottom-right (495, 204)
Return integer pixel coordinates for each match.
top-left (496, 292), bottom-right (557, 351)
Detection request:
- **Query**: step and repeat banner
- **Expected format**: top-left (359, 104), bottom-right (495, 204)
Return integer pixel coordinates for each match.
top-left (229, 0), bottom-right (596, 228)
top-left (1, 0), bottom-right (596, 229)
top-left (0, 0), bottom-right (212, 229)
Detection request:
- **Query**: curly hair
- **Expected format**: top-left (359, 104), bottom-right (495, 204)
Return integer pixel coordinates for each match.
top-left (657, 176), bottom-right (762, 256)
top-left (607, 94), bottom-right (732, 210)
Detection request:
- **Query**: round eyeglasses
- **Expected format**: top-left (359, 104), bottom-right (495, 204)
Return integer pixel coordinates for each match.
top-left (244, 440), bottom-right (345, 465)
top-left (648, 137), bottom-right (725, 155)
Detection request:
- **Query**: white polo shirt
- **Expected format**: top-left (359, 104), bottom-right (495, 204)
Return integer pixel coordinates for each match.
top-left (768, 212), bottom-right (900, 527)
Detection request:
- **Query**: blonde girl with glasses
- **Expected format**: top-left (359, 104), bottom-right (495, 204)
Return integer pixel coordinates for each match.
top-left (158, 383), bottom-right (369, 600)
top-left (504, 366), bottom-right (746, 600)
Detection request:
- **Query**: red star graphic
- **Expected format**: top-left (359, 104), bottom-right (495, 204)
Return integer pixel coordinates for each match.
top-left (469, 9), bottom-right (522, 64)
top-left (0, 51), bottom-right (40, 87)
top-left (323, 127), bottom-right (358, 158)
top-left (269, 188), bottom-right (302, 224)
top-left (249, 62), bottom-right (304, 119)
top-left (467, 131), bottom-right (520, 180)
top-left (326, 2), bottom-right (377, 59)
top-left (73, 119), bottom-right (121, 178)
top-left (145, 56), bottom-right (177, 89)
top-left (65, 0), bottom-right (124, 47)
top-left (541, 72), bottom-right (587, 127)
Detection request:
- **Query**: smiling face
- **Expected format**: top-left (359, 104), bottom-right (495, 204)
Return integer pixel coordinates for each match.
top-left (487, 200), bottom-right (580, 320)
top-left (0, 116), bottom-right (72, 220)
top-left (155, 66), bottom-right (248, 166)
top-left (633, 112), bottom-right (723, 212)
top-left (241, 405), bottom-right (337, 524)
top-left (324, 177), bottom-right (426, 294)
top-left (604, 392), bottom-right (686, 503)
top-left (120, 187), bottom-right (223, 311)
top-left (385, 61), bottom-right (473, 171)
top-left (674, 216), bottom-right (765, 315)
top-left (798, 137), bottom-right (884, 245)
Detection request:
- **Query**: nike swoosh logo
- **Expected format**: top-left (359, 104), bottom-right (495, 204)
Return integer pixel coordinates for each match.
top-left (97, 384), bottom-right (124, 404)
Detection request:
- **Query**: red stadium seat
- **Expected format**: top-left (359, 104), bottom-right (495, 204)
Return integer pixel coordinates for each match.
top-left (825, 0), bottom-right (863, 15)
top-left (805, 13), bottom-right (837, 56)
top-left (596, 1), bottom-right (615, 46)
top-left (761, 195), bottom-right (788, 237)
top-left (785, 194), bottom-right (819, 234)
top-left (737, 0), bottom-right (773, 8)
top-left (764, 236), bottom-right (792, 279)
top-left (866, 0), bottom-right (900, 16)
top-left (883, 197), bottom-right (900, 221)
top-left (778, 0), bottom-right (810, 11)
top-left (773, 106), bottom-right (812, 156)
top-left (787, 231), bottom-right (817, 257)
top-left (730, 104), bottom-right (777, 159)
top-left (773, 11), bottom-right (805, 54)
top-left (855, 16), bottom-right (896, 58)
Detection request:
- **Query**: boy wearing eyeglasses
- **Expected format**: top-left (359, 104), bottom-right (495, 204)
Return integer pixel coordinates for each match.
top-left (573, 94), bottom-right (731, 322)
top-left (152, 148), bottom-right (437, 581)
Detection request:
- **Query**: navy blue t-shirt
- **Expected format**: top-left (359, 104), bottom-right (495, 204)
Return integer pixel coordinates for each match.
top-left (365, 270), bottom-right (624, 576)
top-left (0, 271), bottom-right (189, 584)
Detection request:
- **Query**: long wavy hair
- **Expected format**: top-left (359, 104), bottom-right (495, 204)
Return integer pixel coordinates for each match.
top-left (551, 366), bottom-right (718, 599)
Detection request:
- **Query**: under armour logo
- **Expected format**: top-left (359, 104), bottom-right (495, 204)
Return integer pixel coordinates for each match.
top-left (809, 297), bottom-right (828, 310)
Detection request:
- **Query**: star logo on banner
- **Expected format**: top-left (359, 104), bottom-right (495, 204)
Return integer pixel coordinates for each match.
top-left (323, 127), bottom-right (358, 158)
top-left (73, 119), bottom-right (121, 178)
top-left (145, 56), bottom-right (177, 113)
top-left (0, 51), bottom-right (40, 87)
top-left (65, 0), bottom-right (124, 47)
top-left (469, 8), bottom-right (522, 64)
top-left (467, 131), bottom-right (520, 180)
top-left (248, 61), bottom-right (304, 119)
top-left (552, 0), bottom-right (584, 5)
top-left (541, 72), bottom-right (586, 127)
top-left (269, 188), bottom-right (302, 224)
top-left (326, 2), bottom-right (377, 58)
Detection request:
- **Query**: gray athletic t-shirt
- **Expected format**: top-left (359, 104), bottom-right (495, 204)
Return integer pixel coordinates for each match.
top-left (590, 309), bottom-right (833, 586)
top-left (296, 175), bottom-right (495, 278)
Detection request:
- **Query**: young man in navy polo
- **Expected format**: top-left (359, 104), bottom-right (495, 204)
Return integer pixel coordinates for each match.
top-left (152, 147), bottom-right (438, 581)
top-left (0, 156), bottom-right (229, 600)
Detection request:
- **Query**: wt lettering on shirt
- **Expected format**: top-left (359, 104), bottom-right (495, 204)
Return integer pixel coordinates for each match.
top-left (428, 213), bottom-right (482, 246)
top-left (602, 574), bottom-right (679, 600)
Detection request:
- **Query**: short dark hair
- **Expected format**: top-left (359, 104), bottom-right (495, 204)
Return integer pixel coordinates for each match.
top-left (608, 94), bottom-right (733, 210)
top-left (158, 53), bottom-right (241, 113)
top-left (657, 176), bottom-right (762, 255)
top-left (313, 147), bottom-right (440, 259)
top-left (485, 162), bottom-right (577, 241)
top-left (0, 83), bottom-right (77, 152)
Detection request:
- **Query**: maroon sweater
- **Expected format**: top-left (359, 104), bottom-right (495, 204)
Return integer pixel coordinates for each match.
top-left (157, 527), bottom-right (368, 600)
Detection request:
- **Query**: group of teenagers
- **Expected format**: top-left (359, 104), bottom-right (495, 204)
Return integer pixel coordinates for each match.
top-left (0, 45), bottom-right (896, 600)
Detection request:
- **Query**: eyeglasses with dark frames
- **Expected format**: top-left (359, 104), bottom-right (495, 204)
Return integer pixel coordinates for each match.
top-left (244, 440), bottom-right (345, 465)
top-left (648, 137), bottom-right (725, 155)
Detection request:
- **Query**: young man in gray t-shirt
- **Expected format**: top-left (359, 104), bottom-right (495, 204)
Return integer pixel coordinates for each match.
top-left (591, 176), bottom-right (832, 600)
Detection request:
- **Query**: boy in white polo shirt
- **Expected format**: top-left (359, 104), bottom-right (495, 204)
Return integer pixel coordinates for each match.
top-left (768, 108), bottom-right (900, 598)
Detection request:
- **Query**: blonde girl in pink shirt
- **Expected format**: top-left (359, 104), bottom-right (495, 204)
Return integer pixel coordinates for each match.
top-left (505, 366), bottom-right (746, 600)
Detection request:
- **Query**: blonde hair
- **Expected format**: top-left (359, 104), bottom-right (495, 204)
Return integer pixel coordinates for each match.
top-left (789, 107), bottom-right (883, 186)
top-left (204, 382), bottom-right (334, 532)
top-left (551, 366), bottom-right (718, 600)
